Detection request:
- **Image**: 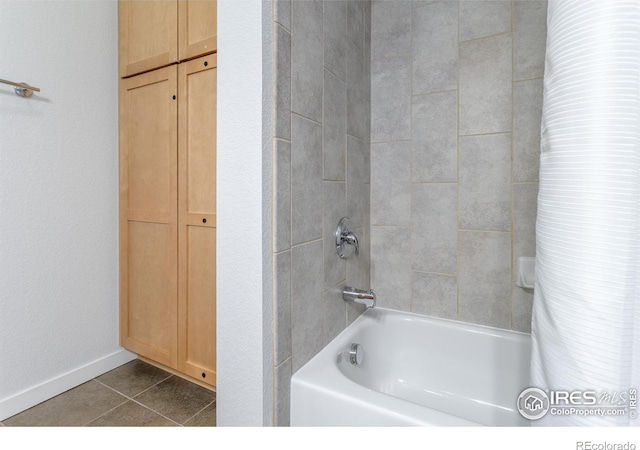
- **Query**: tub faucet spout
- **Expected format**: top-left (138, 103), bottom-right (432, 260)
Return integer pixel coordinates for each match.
top-left (343, 286), bottom-right (376, 309)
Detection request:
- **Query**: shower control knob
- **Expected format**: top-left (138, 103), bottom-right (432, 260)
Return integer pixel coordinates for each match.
top-left (349, 343), bottom-right (363, 366)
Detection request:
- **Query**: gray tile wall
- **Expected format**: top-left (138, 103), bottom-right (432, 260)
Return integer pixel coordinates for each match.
top-left (271, 0), bottom-right (371, 426)
top-left (370, 0), bottom-right (546, 332)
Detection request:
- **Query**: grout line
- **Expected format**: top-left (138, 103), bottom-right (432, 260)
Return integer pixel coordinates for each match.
top-left (325, 64), bottom-right (346, 84)
top-left (271, 6), bottom-right (280, 415)
top-left (83, 396), bottom-right (131, 427)
top-left (271, 11), bottom-right (279, 418)
top-left (412, 87), bottom-right (458, 98)
top-left (409, 0), bottom-right (414, 314)
top-left (182, 399), bottom-right (216, 426)
top-left (288, 0), bottom-right (294, 400)
top-left (275, 21), bottom-right (291, 39)
top-left (370, 224), bottom-right (412, 230)
top-left (510, 0), bottom-right (516, 331)
top-left (275, 355), bottom-right (292, 370)
top-left (370, 139), bottom-right (412, 145)
top-left (458, 30), bottom-right (512, 45)
top-left (458, 228), bottom-right (512, 234)
top-left (346, 133), bottom-right (366, 143)
top-left (412, 181), bottom-right (457, 185)
top-left (412, 269), bottom-right (457, 277)
top-left (126, 397), bottom-right (184, 426)
top-left (514, 75), bottom-right (544, 83)
top-left (321, 0), bottom-right (327, 348)
top-left (458, 130), bottom-right (512, 138)
top-left (291, 111), bottom-right (322, 127)
top-left (456, 0), bottom-right (461, 321)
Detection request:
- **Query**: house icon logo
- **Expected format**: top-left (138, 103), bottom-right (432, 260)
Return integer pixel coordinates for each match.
top-left (517, 388), bottom-right (550, 420)
top-left (525, 395), bottom-right (543, 411)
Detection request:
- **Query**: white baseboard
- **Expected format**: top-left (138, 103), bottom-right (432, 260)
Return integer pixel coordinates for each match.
top-left (0, 349), bottom-right (136, 421)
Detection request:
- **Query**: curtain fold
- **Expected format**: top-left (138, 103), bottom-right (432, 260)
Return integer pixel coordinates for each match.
top-left (531, 0), bottom-right (640, 426)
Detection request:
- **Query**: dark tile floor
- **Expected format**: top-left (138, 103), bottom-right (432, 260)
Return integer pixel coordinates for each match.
top-left (1, 360), bottom-right (216, 427)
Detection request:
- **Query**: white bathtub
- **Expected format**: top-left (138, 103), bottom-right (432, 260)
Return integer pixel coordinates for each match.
top-left (290, 308), bottom-right (531, 426)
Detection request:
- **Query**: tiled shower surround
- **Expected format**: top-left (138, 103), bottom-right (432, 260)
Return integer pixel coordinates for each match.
top-left (271, 0), bottom-right (546, 426)
top-left (271, 0), bottom-right (372, 426)
top-left (370, 0), bottom-right (546, 331)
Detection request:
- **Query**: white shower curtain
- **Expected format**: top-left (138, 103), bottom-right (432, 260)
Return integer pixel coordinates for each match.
top-left (530, 0), bottom-right (640, 426)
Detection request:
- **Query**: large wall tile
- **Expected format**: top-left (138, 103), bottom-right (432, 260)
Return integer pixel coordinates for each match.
top-left (324, 182), bottom-right (347, 289)
top-left (459, 133), bottom-right (512, 231)
top-left (274, 0), bottom-right (291, 31)
top-left (274, 358), bottom-right (291, 426)
top-left (324, 70), bottom-right (347, 181)
top-left (347, 41), bottom-right (366, 140)
top-left (291, 240), bottom-right (324, 372)
top-left (292, 115), bottom-right (323, 245)
top-left (274, 251), bottom-right (291, 366)
top-left (347, 136), bottom-right (367, 228)
top-left (324, 0), bottom-right (347, 81)
top-left (412, 183), bottom-right (457, 273)
top-left (347, 1), bottom-right (365, 52)
top-left (370, 142), bottom-right (411, 226)
top-left (347, 299), bottom-right (366, 326)
top-left (371, 226), bottom-right (412, 312)
top-left (364, 12), bottom-right (372, 142)
top-left (347, 226), bottom-right (368, 291)
top-left (292, 0), bottom-right (323, 122)
top-left (412, 272), bottom-right (457, 319)
top-left (458, 231), bottom-right (512, 328)
top-left (513, 288), bottom-right (533, 333)
top-left (514, 78), bottom-right (544, 182)
top-left (371, 0), bottom-right (411, 142)
top-left (274, 25), bottom-right (291, 140)
top-left (324, 281), bottom-right (347, 344)
top-left (459, 1), bottom-right (511, 42)
top-left (459, 33), bottom-right (512, 135)
top-left (513, 183), bottom-right (538, 332)
top-left (274, 140), bottom-right (291, 253)
top-left (513, 183), bottom-right (538, 261)
top-left (514, 1), bottom-right (547, 80)
top-left (412, 91), bottom-right (457, 182)
top-left (412, 1), bottom-right (458, 95)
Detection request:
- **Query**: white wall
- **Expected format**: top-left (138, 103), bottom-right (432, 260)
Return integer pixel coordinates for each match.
top-left (217, 0), bottom-right (273, 426)
top-left (0, 1), bottom-right (133, 420)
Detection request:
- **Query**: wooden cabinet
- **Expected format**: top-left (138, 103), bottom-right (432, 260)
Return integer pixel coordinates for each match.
top-left (119, 55), bottom-right (217, 387)
top-left (119, 0), bottom-right (217, 78)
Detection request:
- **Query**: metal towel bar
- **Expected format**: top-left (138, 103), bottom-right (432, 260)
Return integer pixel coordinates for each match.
top-left (0, 78), bottom-right (40, 97)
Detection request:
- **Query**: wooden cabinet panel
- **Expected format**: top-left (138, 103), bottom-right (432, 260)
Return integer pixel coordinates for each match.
top-left (180, 226), bottom-right (216, 384)
top-left (179, 1), bottom-right (217, 62)
top-left (118, 0), bottom-right (178, 78)
top-left (126, 222), bottom-right (176, 363)
top-left (120, 66), bottom-right (178, 367)
top-left (178, 55), bottom-right (217, 386)
top-left (119, 0), bottom-right (216, 78)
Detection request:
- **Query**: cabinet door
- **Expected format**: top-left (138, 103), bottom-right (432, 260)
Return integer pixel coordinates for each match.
top-left (178, 55), bottom-right (217, 386)
top-left (178, 0), bottom-right (217, 61)
top-left (120, 66), bottom-right (178, 368)
top-left (119, 0), bottom-right (178, 78)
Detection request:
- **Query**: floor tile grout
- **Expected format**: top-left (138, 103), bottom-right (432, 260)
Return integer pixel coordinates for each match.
top-left (182, 399), bottom-right (217, 425)
top-left (4, 360), bottom-right (216, 427)
top-left (126, 397), bottom-right (184, 426)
